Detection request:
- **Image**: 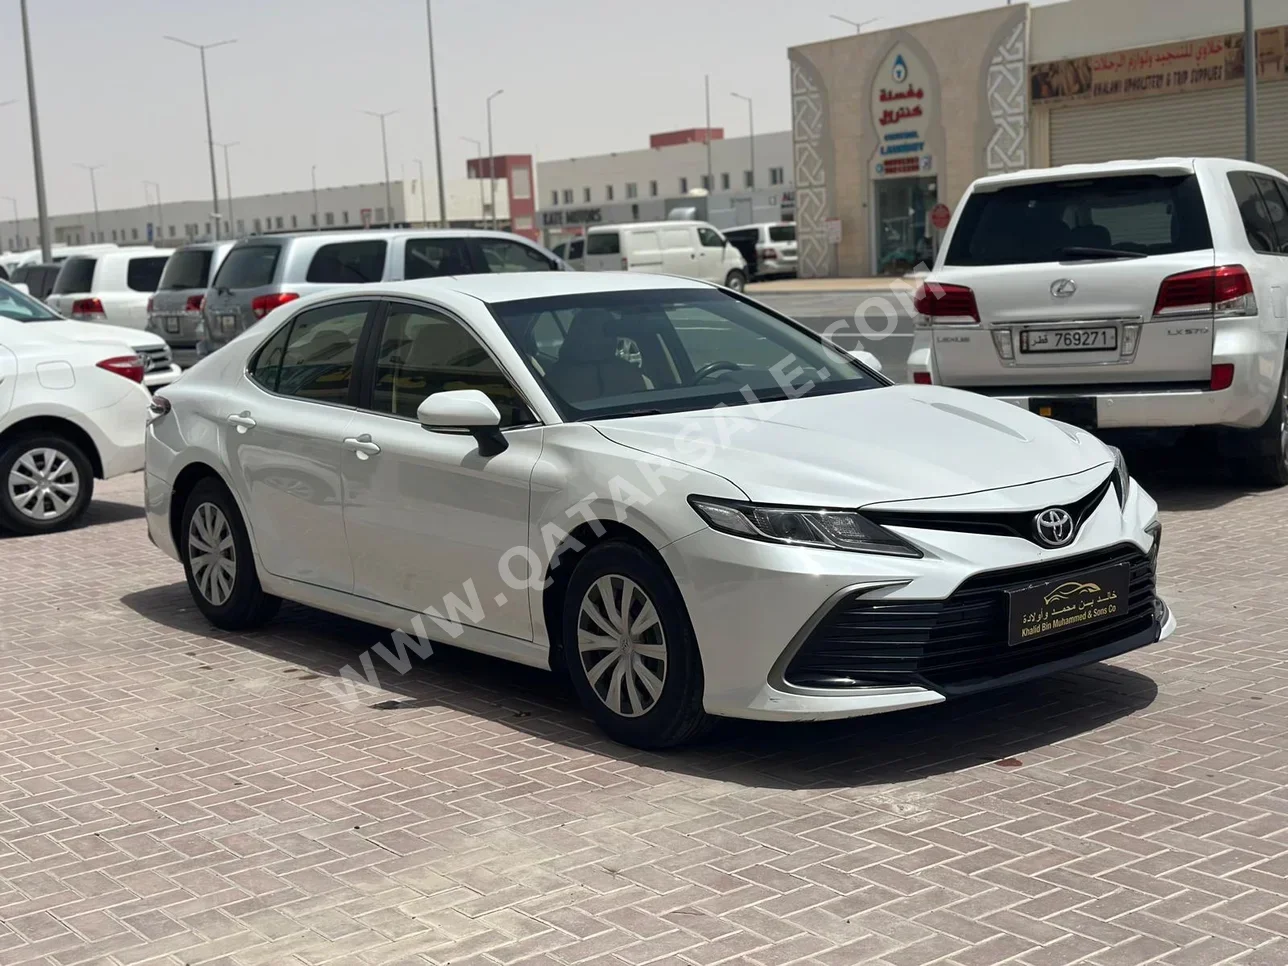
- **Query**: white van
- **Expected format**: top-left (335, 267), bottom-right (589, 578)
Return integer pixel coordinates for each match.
top-left (583, 221), bottom-right (748, 290)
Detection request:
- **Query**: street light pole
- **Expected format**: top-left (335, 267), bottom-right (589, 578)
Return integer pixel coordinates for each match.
top-left (462, 136), bottom-right (485, 228)
top-left (415, 159), bottom-right (429, 226)
top-left (164, 35), bottom-right (235, 240)
top-left (76, 163), bottom-right (103, 241)
top-left (829, 14), bottom-right (880, 32)
top-left (731, 92), bottom-right (755, 191)
top-left (311, 165), bottom-right (320, 230)
top-left (486, 89), bottom-right (503, 231)
top-left (704, 75), bottom-right (714, 193)
top-left (144, 180), bottom-right (164, 242)
top-left (20, 0), bottom-right (52, 262)
top-left (363, 110), bottom-right (397, 227)
top-left (215, 141), bottom-right (238, 236)
top-left (1245, 0), bottom-right (1257, 162)
top-left (425, 0), bottom-right (449, 228)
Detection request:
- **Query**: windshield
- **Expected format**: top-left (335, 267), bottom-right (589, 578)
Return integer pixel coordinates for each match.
top-left (490, 288), bottom-right (884, 420)
top-left (946, 174), bottom-right (1212, 266)
top-left (0, 281), bottom-right (61, 322)
top-left (159, 248), bottom-right (214, 289)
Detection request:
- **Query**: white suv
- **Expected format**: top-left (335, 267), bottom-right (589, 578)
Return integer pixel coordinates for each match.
top-left (46, 248), bottom-right (175, 330)
top-left (908, 157), bottom-right (1288, 484)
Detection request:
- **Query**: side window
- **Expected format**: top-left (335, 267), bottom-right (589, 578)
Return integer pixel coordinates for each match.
top-left (569, 238), bottom-right (584, 259)
top-left (1253, 176), bottom-right (1288, 254)
top-left (473, 238), bottom-right (557, 273)
top-left (305, 241), bottom-right (387, 283)
top-left (127, 256), bottom-right (169, 292)
top-left (697, 227), bottom-right (725, 249)
top-left (1229, 172), bottom-right (1278, 254)
top-left (404, 237), bottom-right (471, 279)
top-left (272, 301), bottom-right (372, 402)
top-left (248, 318), bottom-right (293, 391)
top-left (370, 304), bottom-right (528, 426)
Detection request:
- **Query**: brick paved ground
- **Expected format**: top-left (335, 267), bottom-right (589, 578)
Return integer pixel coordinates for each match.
top-left (1, 450), bottom-right (1286, 966)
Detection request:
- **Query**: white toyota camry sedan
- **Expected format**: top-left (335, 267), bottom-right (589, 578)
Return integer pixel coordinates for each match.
top-left (144, 272), bottom-right (1173, 748)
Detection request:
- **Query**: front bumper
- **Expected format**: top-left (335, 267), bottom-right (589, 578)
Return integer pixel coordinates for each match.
top-left (661, 478), bottom-right (1171, 721)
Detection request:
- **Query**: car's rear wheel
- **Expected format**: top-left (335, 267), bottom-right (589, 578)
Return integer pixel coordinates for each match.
top-left (1239, 353), bottom-right (1288, 487)
top-left (724, 269), bottom-right (747, 292)
top-left (0, 434), bottom-right (94, 535)
top-left (180, 478), bottom-right (280, 630)
top-left (561, 542), bottom-right (711, 749)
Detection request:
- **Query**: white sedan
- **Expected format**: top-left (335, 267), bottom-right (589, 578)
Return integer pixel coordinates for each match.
top-left (1, 284), bottom-right (152, 534)
top-left (144, 273), bottom-right (1173, 748)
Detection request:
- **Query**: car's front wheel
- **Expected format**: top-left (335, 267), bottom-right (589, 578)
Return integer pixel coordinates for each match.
top-left (180, 478), bottom-right (280, 630)
top-left (561, 542), bottom-right (711, 749)
top-left (0, 434), bottom-right (94, 535)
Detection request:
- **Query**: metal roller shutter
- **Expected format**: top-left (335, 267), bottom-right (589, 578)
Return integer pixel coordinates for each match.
top-left (1050, 84), bottom-right (1288, 175)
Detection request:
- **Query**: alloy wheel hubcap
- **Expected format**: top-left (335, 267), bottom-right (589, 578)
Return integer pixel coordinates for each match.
top-left (577, 575), bottom-right (667, 718)
top-left (188, 502), bottom-right (236, 606)
top-left (7, 447), bottom-right (80, 521)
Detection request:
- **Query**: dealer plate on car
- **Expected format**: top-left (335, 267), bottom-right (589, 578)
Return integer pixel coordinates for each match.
top-left (1021, 326), bottom-right (1117, 352)
top-left (1007, 562), bottom-right (1131, 646)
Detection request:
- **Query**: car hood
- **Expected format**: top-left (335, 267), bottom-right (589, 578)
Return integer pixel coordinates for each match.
top-left (25, 318), bottom-right (164, 350)
top-left (592, 385), bottom-right (1112, 506)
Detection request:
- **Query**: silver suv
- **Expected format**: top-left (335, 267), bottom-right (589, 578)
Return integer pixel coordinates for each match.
top-left (147, 241), bottom-right (234, 367)
top-left (201, 229), bottom-right (565, 353)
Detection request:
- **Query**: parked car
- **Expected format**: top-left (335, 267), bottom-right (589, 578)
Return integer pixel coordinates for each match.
top-left (0, 283), bottom-right (151, 534)
top-left (8, 263), bottom-right (63, 302)
top-left (145, 272), bottom-right (1171, 748)
top-left (582, 221), bottom-right (748, 290)
top-left (551, 238), bottom-right (585, 271)
top-left (909, 157), bottom-right (1288, 485)
top-left (45, 248), bottom-right (174, 331)
top-left (723, 223), bottom-right (798, 280)
top-left (200, 229), bottom-right (565, 354)
top-left (147, 241), bottom-right (235, 368)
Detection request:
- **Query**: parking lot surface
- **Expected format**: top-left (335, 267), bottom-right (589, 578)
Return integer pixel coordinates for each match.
top-left (1, 452), bottom-right (1286, 966)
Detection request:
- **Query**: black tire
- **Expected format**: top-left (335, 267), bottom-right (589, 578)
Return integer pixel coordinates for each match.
top-left (561, 542), bottom-right (712, 749)
top-left (1238, 354), bottom-right (1288, 487)
top-left (180, 478), bottom-right (280, 630)
top-left (0, 433), bottom-right (95, 535)
top-left (724, 269), bottom-right (747, 292)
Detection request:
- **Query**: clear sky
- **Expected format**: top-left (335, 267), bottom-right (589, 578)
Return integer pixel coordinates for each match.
top-left (0, 0), bottom-right (1062, 219)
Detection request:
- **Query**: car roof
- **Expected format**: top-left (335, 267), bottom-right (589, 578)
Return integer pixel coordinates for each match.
top-left (361, 271), bottom-right (715, 305)
top-left (229, 228), bottom-right (549, 247)
top-left (970, 156), bottom-right (1288, 192)
top-left (587, 221), bottom-right (712, 232)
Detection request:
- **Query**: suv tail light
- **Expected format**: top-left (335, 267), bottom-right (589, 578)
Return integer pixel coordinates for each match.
top-left (97, 355), bottom-right (145, 383)
top-left (185, 294), bottom-right (205, 312)
top-left (913, 282), bottom-right (979, 323)
top-left (250, 292), bottom-right (299, 319)
top-left (71, 298), bottom-right (106, 320)
top-left (912, 371), bottom-right (932, 385)
top-left (762, 247), bottom-right (778, 260)
top-left (147, 296), bottom-right (155, 313)
top-left (1153, 265), bottom-right (1256, 318)
top-left (1210, 363), bottom-right (1235, 391)
top-left (620, 257), bottom-right (629, 270)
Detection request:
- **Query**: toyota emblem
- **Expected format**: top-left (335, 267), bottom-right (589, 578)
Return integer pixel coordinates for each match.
top-left (1034, 507), bottom-right (1075, 547)
top-left (1050, 278), bottom-right (1077, 298)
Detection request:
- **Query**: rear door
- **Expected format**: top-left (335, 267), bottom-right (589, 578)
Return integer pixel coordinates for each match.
top-left (583, 230), bottom-right (622, 271)
top-left (46, 256), bottom-right (97, 316)
top-left (695, 226), bottom-right (727, 282)
top-left (660, 227), bottom-right (697, 277)
top-left (626, 230), bottom-right (664, 272)
top-left (398, 235), bottom-right (473, 280)
top-left (119, 254), bottom-right (169, 328)
top-left (767, 224), bottom-right (798, 270)
top-left (204, 242), bottom-right (285, 346)
top-left (930, 169), bottom-right (1217, 389)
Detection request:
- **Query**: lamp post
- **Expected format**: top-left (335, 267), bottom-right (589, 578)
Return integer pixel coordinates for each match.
top-left (20, 0), bottom-right (52, 261)
top-left (311, 165), bottom-right (320, 230)
top-left (461, 136), bottom-right (485, 228)
top-left (425, 0), bottom-right (448, 228)
top-left (214, 141), bottom-right (238, 237)
top-left (76, 163), bottom-right (103, 242)
top-left (143, 180), bottom-right (164, 242)
top-left (164, 35), bottom-right (235, 240)
top-left (704, 76), bottom-right (714, 193)
top-left (1, 196), bottom-right (18, 252)
top-left (363, 110), bottom-right (397, 227)
top-left (415, 159), bottom-right (429, 226)
top-left (829, 14), bottom-right (880, 32)
top-left (1245, 0), bottom-right (1257, 161)
top-left (731, 92), bottom-right (755, 191)
top-left (486, 89), bottom-right (503, 231)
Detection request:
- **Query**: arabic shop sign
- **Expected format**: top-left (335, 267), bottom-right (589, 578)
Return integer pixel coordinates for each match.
top-left (871, 45), bottom-right (936, 179)
top-left (1031, 26), bottom-right (1288, 105)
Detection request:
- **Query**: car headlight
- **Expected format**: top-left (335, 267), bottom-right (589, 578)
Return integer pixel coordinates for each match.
top-left (1107, 445), bottom-right (1130, 507)
top-left (688, 496), bottom-right (921, 557)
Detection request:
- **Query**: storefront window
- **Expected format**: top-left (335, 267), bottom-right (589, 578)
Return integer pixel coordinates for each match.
top-left (874, 177), bottom-right (937, 276)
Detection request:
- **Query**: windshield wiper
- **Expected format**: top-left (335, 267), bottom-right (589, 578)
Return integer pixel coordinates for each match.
top-left (1056, 246), bottom-right (1147, 261)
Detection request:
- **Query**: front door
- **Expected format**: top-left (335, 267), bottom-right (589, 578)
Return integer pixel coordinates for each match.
top-left (341, 299), bottom-right (543, 642)
top-left (224, 298), bottom-right (377, 591)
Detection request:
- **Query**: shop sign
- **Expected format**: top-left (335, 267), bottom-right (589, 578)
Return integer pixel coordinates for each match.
top-left (540, 207), bottom-right (603, 228)
top-left (825, 218), bottom-right (842, 244)
top-left (871, 45), bottom-right (936, 178)
top-left (1030, 26), bottom-right (1288, 105)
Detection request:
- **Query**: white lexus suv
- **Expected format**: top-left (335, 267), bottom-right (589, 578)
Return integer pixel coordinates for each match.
top-left (908, 157), bottom-right (1288, 485)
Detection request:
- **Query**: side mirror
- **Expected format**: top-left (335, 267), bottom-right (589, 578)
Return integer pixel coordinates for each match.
top-left (417, 389), bottom-right (508, 456)
top-left (849, 348), bottom-right (883, 373)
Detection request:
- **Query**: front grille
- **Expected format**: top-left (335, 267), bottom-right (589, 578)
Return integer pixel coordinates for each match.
top-left (785, 544), bottom-right (1157, 695)
top-left (135, 344), bottom-right (173, 373)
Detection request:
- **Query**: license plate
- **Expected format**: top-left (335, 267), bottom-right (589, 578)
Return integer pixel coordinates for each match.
top-left (218, 314), bottom-right (237, 334)
top-left (1021, 327), bottom-right (1117, 352)
top-left (163, 317), bottom-right (181, 334)
top-left (1007, 562), bottom-right (1131, 646)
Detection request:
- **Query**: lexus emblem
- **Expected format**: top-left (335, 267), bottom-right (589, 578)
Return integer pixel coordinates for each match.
top-left (1050, 278), bottom-right (1077, 298)
top-left (1034, 507), bottom-right (1075, 547)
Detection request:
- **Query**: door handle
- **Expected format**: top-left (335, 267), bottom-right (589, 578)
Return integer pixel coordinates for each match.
top-left (226, 412), bottom-right (256, 433)
top-left (343, 434), bottom-right (381, 459)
